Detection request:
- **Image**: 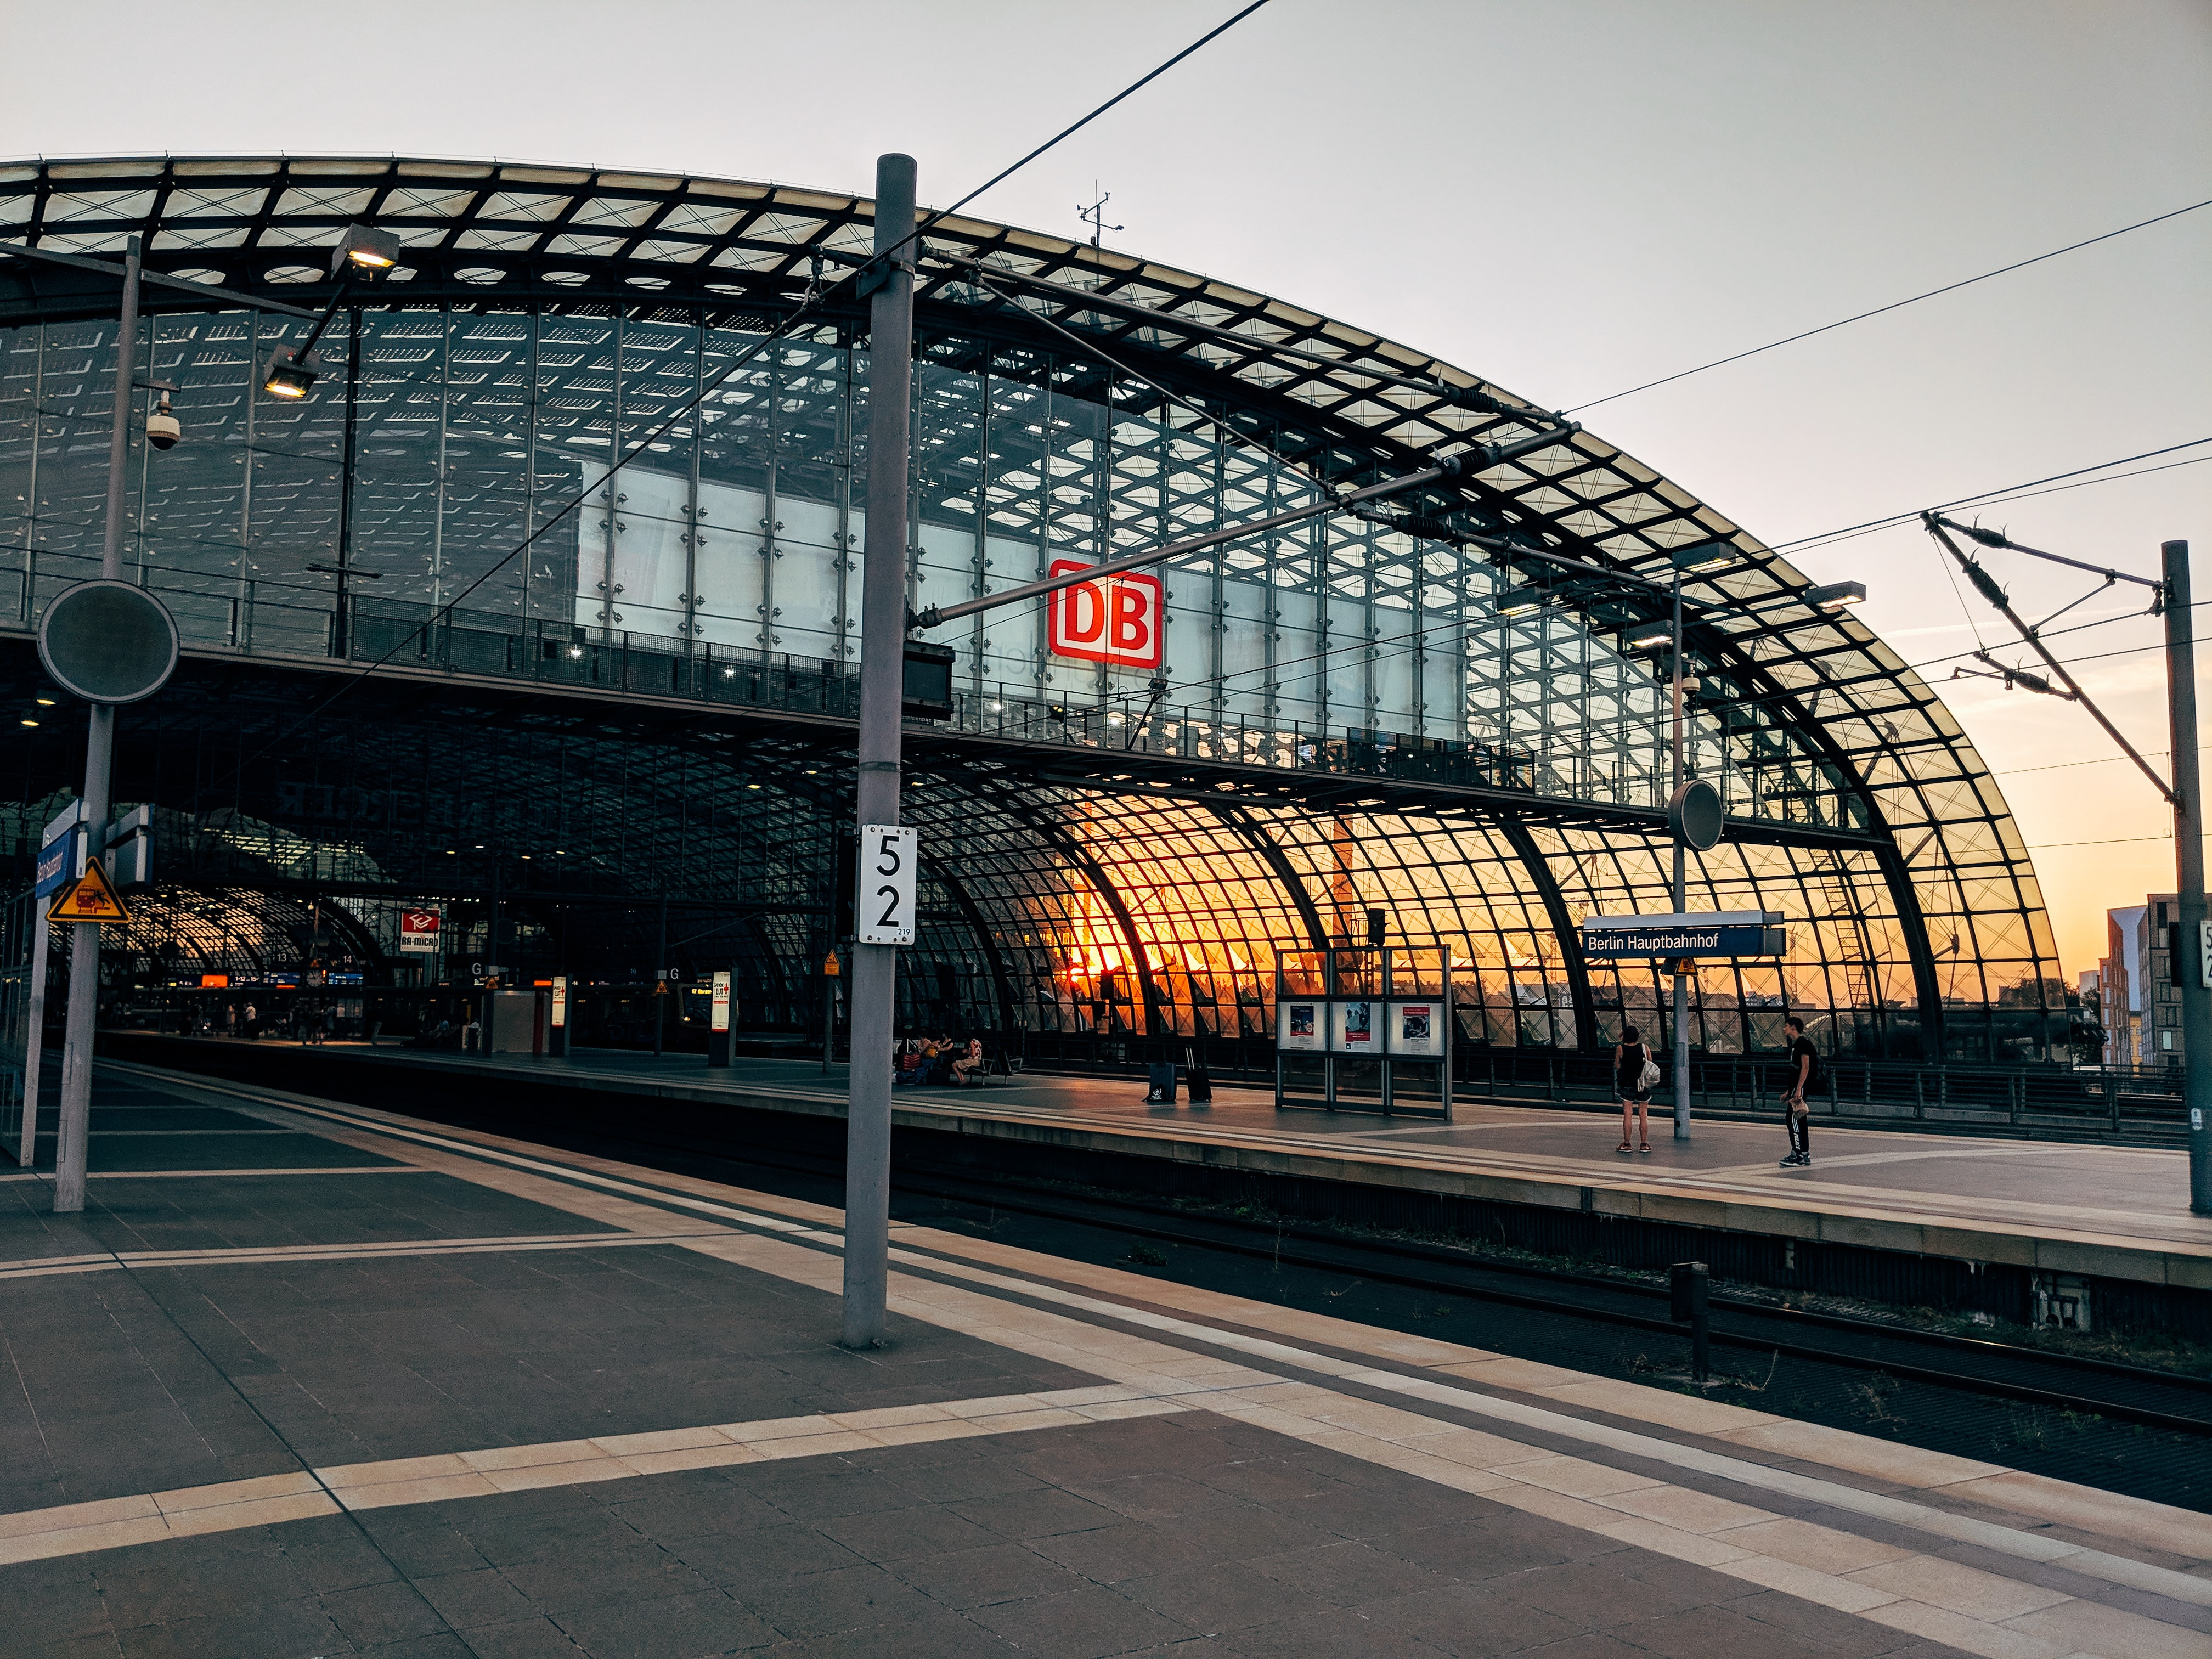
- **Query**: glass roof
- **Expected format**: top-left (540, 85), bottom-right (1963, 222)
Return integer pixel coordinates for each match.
top-left (0, 156), bottom-right (2065, 1059)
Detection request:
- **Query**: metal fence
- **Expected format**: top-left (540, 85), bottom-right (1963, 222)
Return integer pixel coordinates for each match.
top-left (333, 597), bottom-right (1805, 819)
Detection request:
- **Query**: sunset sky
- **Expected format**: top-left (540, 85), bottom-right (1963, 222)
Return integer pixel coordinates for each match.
top-left (6, 0), bottom-right (2204, 977)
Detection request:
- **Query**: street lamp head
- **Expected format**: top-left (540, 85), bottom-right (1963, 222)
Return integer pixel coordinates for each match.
top-left (331, 223), bottom-right (402, 278)
top-left (1669, 541), bottom-right (1734, 573)
top-left (1494, 588), bottom-right (1544, 618)
top-left (1627, 623), bottom-right (1672, 650)
top-left (262, 346), bottom-right (320, 400)
top-left (1808, 580), bottom-right (1866, 611)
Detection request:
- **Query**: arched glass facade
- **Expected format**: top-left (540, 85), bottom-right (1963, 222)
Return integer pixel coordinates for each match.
top-left (0, 156), bottom-right (2069, 1059)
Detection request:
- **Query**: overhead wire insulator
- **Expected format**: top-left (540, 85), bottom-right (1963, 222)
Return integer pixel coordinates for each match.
top-left (1961, 558), bottom-right (2010, 608)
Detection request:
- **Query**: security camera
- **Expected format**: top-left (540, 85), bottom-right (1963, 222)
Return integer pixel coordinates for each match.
top-left (145, 390), bottom-right (181, 451)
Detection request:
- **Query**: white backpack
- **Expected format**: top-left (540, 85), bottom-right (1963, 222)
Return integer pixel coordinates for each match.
top-left (1636, 1045), bottom-right (1661, 1090)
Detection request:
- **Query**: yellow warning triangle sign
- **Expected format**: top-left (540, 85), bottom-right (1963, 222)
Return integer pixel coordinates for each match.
top-left (48, 856), bottom-right (131, 924)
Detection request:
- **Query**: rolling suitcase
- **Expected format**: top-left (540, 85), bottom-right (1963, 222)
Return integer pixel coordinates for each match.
top-left (1183, 1046), bottom-right (1213, 1104)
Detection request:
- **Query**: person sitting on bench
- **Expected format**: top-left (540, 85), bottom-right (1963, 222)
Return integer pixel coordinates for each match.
top-left (949, 1037), bottom-right (986, 1086)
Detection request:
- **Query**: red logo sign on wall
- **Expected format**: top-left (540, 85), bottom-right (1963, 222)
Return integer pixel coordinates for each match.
top-left (398, 910), bottom-right (442, 954)
top-left (1047, 560), bottom-right (1164, 670)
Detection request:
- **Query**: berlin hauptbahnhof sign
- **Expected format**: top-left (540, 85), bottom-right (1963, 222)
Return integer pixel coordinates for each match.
top-left (1581, 911), bottom-right (1787, 959)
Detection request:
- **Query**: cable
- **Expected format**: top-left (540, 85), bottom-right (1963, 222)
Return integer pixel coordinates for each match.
top-left (2026, 834), bottom-right (2174, 849)
top-left (1769, 438), bottom-right (2212, 556)
top-left (1933, 542), bottom-right (1990, 652)
top-left (1785, 455), bottom-right (2212, 562)
top-left (901, 0), bottom-right (1273, 259)
top-left (1562, 198), bottom-right (2212, 414)
top-left (1996, 749), bottom-right (2169, 778)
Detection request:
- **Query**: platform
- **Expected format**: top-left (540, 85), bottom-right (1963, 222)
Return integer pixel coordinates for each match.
top-left (106, 1037), bottom-right (2212, 1297)
top-left (4, 1061), bottom-right (2210, 1659)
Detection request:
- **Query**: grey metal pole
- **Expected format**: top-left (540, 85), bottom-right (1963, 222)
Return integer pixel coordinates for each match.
top-left (53, 710), bottom-right (111, 1213)
top-left (2164, 541), bottom-right (2212, 1212)
top-left (653, 890), bottom-right (667, 1060)
top-left (17, 902), bottom-right (48, 1167)
top-left (842, 154), bottom-right (916, 1349)
top-left (53, 235), bottom-right (138, 1214)
top-left (1671, 567), bottom-right (1691, 1141)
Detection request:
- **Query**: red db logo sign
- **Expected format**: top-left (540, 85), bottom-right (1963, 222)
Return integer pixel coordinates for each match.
top-left (1047, 560), bottom-right (1164, 670)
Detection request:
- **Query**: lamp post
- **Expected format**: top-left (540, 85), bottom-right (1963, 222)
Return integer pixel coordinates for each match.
top-left (840, 153), bottom-right (918, 1350)
top-left (1669, 556), bottom-right (1690, 1137)
top-left (259, 224), bottom-right (399, 401)
top-left (51, 235), bottom-right (141, 1213)
top-left (2164, 541), bottom-right (2212, 1213)
top-left (842, 174), bottom-right (1545, 1339)
top-left (1634, 547), bottom-right (1865, 1140)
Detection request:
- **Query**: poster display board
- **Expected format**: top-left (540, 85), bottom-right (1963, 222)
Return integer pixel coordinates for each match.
top-left (1273, 946), bottom-right (1454, 1119)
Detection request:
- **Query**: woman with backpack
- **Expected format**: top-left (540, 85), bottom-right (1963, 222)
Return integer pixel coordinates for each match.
top-left (1615, 1023), bottom-right (1657, 1154)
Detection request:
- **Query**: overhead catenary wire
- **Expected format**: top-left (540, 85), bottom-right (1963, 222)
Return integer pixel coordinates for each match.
top-left (1561, 197), bottom-right (2212, 414)
top-left (1768, 439), bottom-right (2211, 557)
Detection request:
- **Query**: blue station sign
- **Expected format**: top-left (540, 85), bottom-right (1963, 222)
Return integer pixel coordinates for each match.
top-left (1580, 910), bottom-right (1787, 959)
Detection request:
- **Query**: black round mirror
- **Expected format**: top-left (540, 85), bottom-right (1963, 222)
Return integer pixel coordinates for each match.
top-left (1667, 778), bottom-right (1724, 851)
top-left (37, 580), bottom-right (180, 705)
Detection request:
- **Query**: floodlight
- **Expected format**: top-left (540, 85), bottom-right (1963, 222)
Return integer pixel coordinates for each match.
top-left (1627, 623), bottom-right (1672, 650)
top-left (1670, 541), bottom-right (1734, 573)
top-left (331, 224), bottom-right (402, 276)
top-left (1494, 589), bottom-right (1543, 618)
top-left (1808, 580), bottom-right (1866, 611)
top-left (263, 346), bottom-right (320, 399)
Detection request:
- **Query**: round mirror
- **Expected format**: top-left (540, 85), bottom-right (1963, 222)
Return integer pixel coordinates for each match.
top-left (37, 580), bottom-right (180, 705)
top-left (1667, 777), bottom-right (1725, 851)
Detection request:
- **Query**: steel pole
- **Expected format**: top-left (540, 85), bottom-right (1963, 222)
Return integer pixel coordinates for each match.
top-left (1671, 568), bottom-right (1691, 1141)
top-left (53, 236), bottom-right (138, 1214)
top-left (17, 902), bottom-right (48, 1167)
top-left (2164, 541), bottom-right (2212, 1212)
top-left (842, 153), bottom-right (916, 1349)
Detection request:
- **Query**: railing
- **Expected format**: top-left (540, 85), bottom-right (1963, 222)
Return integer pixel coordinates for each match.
top-left (954, 1027), bottom-right (2179, 1137)
top-left (309, 596), bottom-right (1855, 826)
top-left (1454, 1048), bottom-right (2185, 1137)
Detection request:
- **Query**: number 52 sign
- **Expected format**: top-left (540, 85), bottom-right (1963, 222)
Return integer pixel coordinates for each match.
top-left (855, 825), bottom-right (918, 945)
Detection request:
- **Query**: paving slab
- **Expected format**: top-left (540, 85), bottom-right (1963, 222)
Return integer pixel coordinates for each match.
top-left (0, 1062), bottom-right (2202, 1659)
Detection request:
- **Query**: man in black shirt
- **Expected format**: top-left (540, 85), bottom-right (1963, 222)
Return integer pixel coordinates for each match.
top-left (1780, 1015), bottom-right (1818, 1167)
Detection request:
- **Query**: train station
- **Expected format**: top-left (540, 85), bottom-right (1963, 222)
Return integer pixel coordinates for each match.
top-left (0, 67), bottom-right (2205, 1659)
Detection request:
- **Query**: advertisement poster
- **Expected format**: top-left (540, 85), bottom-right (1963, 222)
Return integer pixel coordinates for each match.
top-left (1331, 1000), bottom-right (1376, 1052)
top-left (1277, 1000), bottom-right (1324, 1051)
top-left (1388, 1001), bottom-right (1446, 1058)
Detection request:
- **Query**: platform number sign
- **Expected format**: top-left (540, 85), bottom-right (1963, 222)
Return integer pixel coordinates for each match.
top-left (855, 825), bottom-right (918, 946)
